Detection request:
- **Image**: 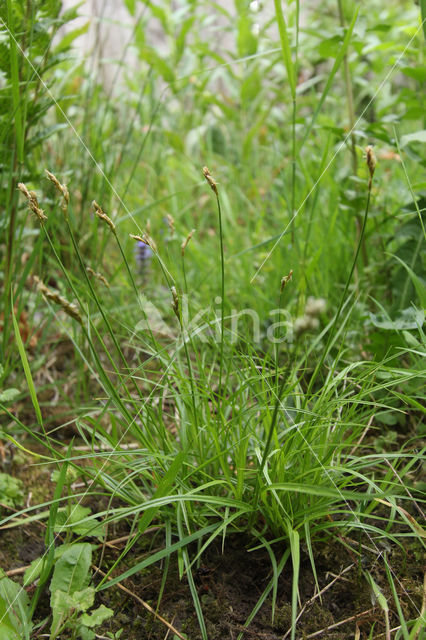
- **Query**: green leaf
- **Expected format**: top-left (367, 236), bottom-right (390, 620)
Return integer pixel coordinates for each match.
top-left (288, 528), bottom-right (300, 640)
top-left (26, 123), bottom-right (68, 151)
top-left (71, 587), bottom-right (95, 612)
top-left (78, 626), bottom-right (95, 640)
top-left (53, 21), bottom-right (89, 53)
top-left (0, 570), bottom-right (31, 639)
top-left (241, 68), bottom-right (261, 104)
top-left (273, 0), bottom-right (295, 98)
top-left (51, 587), bottom-right (95, 617)
top-left (400, 130), bottom-right (426, 146)
top-left (0, 472), bottom-right (24, 508)
top-left (391, 254), bottom-right (426, 308)
top-left (300, 8), bottom-right (359, 149)
top-left (50, 589), bottom-right (94, 639)
top-left (138, 451), bottom-right (185, 534)
top-left (318, 35), bottom-right (342, 58)
top-left (124, 0), bottom-right (136, 15)
top-left (368, 308), bottom-right (424, 331)
top-left (49, 545), bottom-right (93, 639)
top-left (12, 303), bottom-right (43, 429)
top-left (364, 572), bottom-right (388, 612)
top-left (0, 388), bottom-right (19, 402)
top-left (141, 47), bottom-right (174, 83)
top-left (236, 15), bottom-right (258, 58)
top-left (24, 545), bottom-right (75, 587)
top-left (51, 590), bottom-right (77, 617)
top-left (50, 543), bottom-right (92, 596)
top-left (80, 604), bottom-right (114, 628)
top-left (400, 66), bottom-right (426, 82)
top-left (54, 504), bottom-right (105, 539)
top-left (175, 16), bottom-right (195, 64)
top-left (23, 558), bottom-right (44, 587)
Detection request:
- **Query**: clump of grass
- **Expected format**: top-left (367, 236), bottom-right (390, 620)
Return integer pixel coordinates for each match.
top-left (7, 155), bottom-right (424, 640)
top-left (1, 2), bottom-right (425, 638)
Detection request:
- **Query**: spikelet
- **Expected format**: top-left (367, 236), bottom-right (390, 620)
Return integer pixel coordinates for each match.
top-left (18, 183), bottom-right (47, 223)
top-left (45, 170), bottom-right (69, 213)
top-left (86, 267), bottom-right (110, 288)
top-left (181, 229), bottom-right (196, 256)
top-left (202, 166), bottom-right (218, 195)
top-left (93, 201), bottom-right (116, 232)
top-left (34, 276), bottom-right (82, 324)
top-left (130, 233), bottom-right (157, 252)
top-left (166, 214), bottom-right (175, 235)
top-left (171, 286), bottom-right (180, 321)
top-left (365, 146), bottom-right (376, 190)
top-left (280, 269), bottom-right (293, 292)
top-left (365, 146), bottom-right (376, 178)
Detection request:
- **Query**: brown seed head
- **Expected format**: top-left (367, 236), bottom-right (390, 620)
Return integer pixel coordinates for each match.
top-left (181, 228), bottom-right (196, 256)
top-left (45, 170), bottom-right (69, 212)
top-left (93, 200), bottom-right (116, 232)
top-left (365, 146), bottom-right (376, 179)
top-left (166, 214), bottom-right (175, 234)
top-left (18, 183), bottom-right (47, 223)
top-left (34, 276), bottom-right (82, 324)
top-left (171, 286), bottom-right (180, 321)
top-left (202, 166), bottom-right (218, 195)
top-left (86, 267), bottom-right (110, 288)
top-left (130, 232), bottom-right (157, 252)
top-left (280, 269), bottom-right (293, 292)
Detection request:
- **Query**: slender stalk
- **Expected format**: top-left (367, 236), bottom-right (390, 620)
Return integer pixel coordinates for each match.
top-left (304, 147), bottom-right (376, 399)
top-left (180, 314), bottom-right (199, 435)
top-left (337, 0), bottom-right (357, 175)
top-left (251, 366), bottom-right (288, 525)
top-left (202, 167), bottom-right (224, 400)
top-left (113, 231), bottom-right (157, 347)
top-left (216, 194), bottom-right (225, 400)
top-left (337, 0), bottom-right (368, 268)
top-left (65, 220), bottom-right (146, 401)
top-left (291, 0), bottom-right (300, 246)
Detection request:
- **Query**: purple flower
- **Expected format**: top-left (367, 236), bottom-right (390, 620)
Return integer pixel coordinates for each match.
top-left (134, 240), bottom-right (153, 273)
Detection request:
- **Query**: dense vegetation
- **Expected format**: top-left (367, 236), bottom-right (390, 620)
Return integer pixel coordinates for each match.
top-left (0, 0), bottom-right (425, 638)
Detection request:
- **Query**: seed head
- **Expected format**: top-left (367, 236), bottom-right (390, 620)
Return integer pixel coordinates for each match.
top-left (34, 276), bottom-right (82, 324)
top-left (181, 229), bottom-right (196, 256)
top-left (280, 269), bottom-right (293, 292)
top-left (86, 267), bottom-right (110, 288)
top-left (171, 286), bottom-right (180, 321)
top-left (166, 214), bottom-right (175, 235)
top-left (45, 170), bottom-right (69, 213)
top-left (18, 183), bottom-right (47, 223)
top-left (365, 146), bottom-right (376, 189)
top-left (203, 166), bottom-right (218, 195)
top-left (93, 201), bottom-right (116, 232)
top-left (130, 232), bottom-right (157, 253)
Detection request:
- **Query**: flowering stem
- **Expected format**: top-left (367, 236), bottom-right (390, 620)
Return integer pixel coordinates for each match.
top-left (305, 149), bottom-right (376, 399)
top-left (202, 167), bottom-right (225, 402)
top-left (216, 193), bottom-right (225, 401)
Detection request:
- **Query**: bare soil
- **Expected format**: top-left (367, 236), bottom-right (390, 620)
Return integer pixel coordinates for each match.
top-left (1, 453), bottom-right (423, 640)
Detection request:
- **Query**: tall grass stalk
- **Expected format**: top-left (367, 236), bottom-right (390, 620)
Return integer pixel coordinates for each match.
top-left (274, 0), bottom-right (298, 244)
top-left (203, 167), bottom-right (225, 400)
top-left (305, 146), bottom-right (376, 398)
top-left (337, 0), bottom-right (369, 269)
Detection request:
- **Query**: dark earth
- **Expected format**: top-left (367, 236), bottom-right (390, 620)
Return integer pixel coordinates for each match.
top-left (0, 451), bottom-right (424, 640)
